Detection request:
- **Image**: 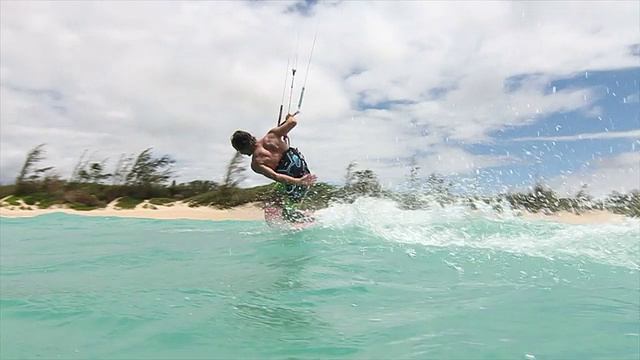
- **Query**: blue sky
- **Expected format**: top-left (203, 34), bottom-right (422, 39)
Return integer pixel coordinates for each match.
top-left (0, 1), bottom-right (638, 198)
top-left (461, 67), bottom-right (639, 194)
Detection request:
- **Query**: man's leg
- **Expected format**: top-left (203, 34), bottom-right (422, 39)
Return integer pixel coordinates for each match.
top-left (281, 199), bottom-right (308, 223)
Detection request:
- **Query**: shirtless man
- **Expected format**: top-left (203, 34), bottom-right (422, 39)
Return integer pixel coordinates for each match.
top-left (230, 114), bottom-right (317, 220)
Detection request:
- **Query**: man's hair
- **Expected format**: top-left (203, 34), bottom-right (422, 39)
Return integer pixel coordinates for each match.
top-left (230, 130), bottom-right (255, 152)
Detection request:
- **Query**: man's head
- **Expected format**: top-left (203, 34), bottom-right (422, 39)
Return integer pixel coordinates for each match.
top-left (230, 130), bottom-right (256, 155)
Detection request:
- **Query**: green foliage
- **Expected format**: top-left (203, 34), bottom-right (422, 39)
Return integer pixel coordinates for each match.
top-left (170, 180), bottom-right (219, 199)
top-left (15, 144), bottom-right (59, 196)
top-left (0, 185), bottom-right (16, 199)
top-left (344, 161), bottom-right (358, 186)
top-left (111, 154), bottom-right (135, 185)
top-left (300, 182), bottom-right (340, 210)
top-left (183, 151), bottom-right (257, 209)
top-left (506, 182), bottom-right (560, 213)
top-left (149, 198), bottom-right (175, 206)
top-left (80, 162), bottom-right (112, 183)
top-left (188, 184), bottom-right (273, 209)
top-left (63, 189), bottom-right (106, 208)
top-left (3, 147), bottom-right (639, 218)
top-left (340, 162), bottom-right (383, 201)
top-left (21, 193), bottom-right (61, 208)
top-left (2, 195), bottom-right (21, 206)
top-left (141, 203), bottom-right (158, 210)
top-left (223, 152), bottom-right (247, 188)
top-left (125, 148), bottom-right (175, 187)
top-left (115, 197), bottom-right (143, 209)
top-left (68, 203), bottom-right (100, 211)
top-left (605, 190), bottom-right (640, 217)
top-left (16, 144), bottom-right (46, 185)
top-left (69, 150), bottom-right (112, 184)
top-left (392, 172), bottom-right (454, 210)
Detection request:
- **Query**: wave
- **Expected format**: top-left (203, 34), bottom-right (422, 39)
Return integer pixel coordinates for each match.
top-left (310, 197), bottom-right (640, 271)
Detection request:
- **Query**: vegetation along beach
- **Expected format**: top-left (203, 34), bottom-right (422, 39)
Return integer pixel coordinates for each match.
top-left (1, 144), bottom-right (638, 223)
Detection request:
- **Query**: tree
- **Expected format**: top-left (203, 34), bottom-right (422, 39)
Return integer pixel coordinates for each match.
top-left (70, 149), bottom-right (90, 182)
top-left (407, 156), bottom-right (420, 190)
top-left (222, 151), bottom-right (247, 189)
top-left (418, 173), bottom-right (455, 206)
top-left (528, 181), bottom-right (559, 213)
top-left (344, 161), bottom-right (358, 186)
top-left (350, 169), bottom-right (381, 196)
top-left (112, 154), bottom-right (134, 185)
top-left (573, 184), bottom-right (592, 212)
top-left (15, 143), bottom-right (56, 195)
top-left (78, 161), bottom-right (112, 184)
top-left (16, 143), bottom-right (47, 184)
top-left (398, 156), bottom-right (428, 210)
top-left (125, 148), bottom-right (175, 187)
top-left (70, 150), bottom-right (112, 184)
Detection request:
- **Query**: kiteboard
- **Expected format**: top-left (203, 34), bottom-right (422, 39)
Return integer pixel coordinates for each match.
top-left (264, 204), bottom-right (315, 231)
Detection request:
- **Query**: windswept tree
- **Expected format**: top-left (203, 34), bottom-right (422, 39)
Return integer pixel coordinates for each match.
top-left (575, 184), bottom-right (592, 206)
top-left (70, 149), bottom-right (90, 182)
top-left (345, 161), bottom-right (358, 186)
top-left (78, 161), bottom-right (112, 184)
top-left (398, 156), bottom-right (427, 210)
top-left (16, 143), bottom-right (47, 184)
top-left (111, 154), bottom-right (135, 185)
top-left (423, 173), bottom-right (454, 206)
top-left (15, 143), bottom-right (56, 195)
top-left (171, 180), bottom-right (219, 198)
top-left (531, 182), bottom-right (559, 212)
top-left (407, 156), bottom-right (420, 190)
top-left (339, 162), bottom-right (382, 201)
top-left (70, 150), bottom-right (112, 184)
top-left (350, 169), bottom-right (382, 196)
top-left (575, 184), bottom-right (590, 199)
top-left (222, 151), bottom-right (247, 189)
top-left (606, 190), bottom-right (640, 217)
top-left (125, 148), bottom-right (175, 187)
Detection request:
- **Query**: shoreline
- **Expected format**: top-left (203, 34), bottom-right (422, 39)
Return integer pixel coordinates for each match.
top-left (0, 198), bottom-right (633, 225)
top-left (517, 209), bottom-right (630, 225)
top-left (0, 199), bottom-right (266, 222)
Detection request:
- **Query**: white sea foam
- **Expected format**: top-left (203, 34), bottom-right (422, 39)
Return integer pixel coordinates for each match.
top-left (314, 197), bottom-right (640, 270)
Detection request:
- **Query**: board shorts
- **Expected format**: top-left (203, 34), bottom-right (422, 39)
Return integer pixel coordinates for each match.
top-left (273, 147), bottom-right (311, 222)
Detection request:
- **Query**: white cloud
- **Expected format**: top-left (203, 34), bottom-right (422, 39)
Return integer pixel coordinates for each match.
top-left (625, 93), bottom-right (639, 104)
top-left (512, 129), bottom-right (640, 142)
top-left (1, 1), bottom-right (638, 191)
top-left (547, 151), bottom-right (640, 198)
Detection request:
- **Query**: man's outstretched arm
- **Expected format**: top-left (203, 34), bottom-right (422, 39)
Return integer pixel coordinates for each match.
top-left (269, 114), bottom-right (297, 138)
top-left (253, 163), bottom-right (300, 185)
top-left (253, 163), bottom-right (317, 186)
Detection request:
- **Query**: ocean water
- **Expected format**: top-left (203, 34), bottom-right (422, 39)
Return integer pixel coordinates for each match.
top-left (1, 197), bottom-right (639, 360)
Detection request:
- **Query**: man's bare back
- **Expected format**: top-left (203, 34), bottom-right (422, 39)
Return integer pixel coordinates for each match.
top-left (251, 132), bottom-right (289, 173)
top-left (231, 114), bottom-right (316, 187)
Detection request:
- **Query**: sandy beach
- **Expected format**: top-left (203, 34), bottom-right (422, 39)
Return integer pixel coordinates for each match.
top-left (0, 199), bottom-right (265, 221)
top-left (0, 197), bottom-right (632, 225)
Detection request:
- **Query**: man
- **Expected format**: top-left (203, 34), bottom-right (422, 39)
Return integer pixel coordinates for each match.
top-left (230, 113), bottom-right (316, 222)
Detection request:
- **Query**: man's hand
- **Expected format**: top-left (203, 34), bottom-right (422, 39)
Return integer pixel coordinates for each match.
top-left (297, 174), bottom-right (317, 186)
top-left (271, 114), bottom-right (298, 138)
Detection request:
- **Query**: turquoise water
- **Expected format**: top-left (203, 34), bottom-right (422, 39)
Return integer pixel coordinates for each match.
top-left (1, 198), bottom-right (639, 360)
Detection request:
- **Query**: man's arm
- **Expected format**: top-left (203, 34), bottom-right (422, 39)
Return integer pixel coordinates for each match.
top-left (269, 114), bottom-right (297, 138)
top-left (253, 163), bottom-right (301, 186)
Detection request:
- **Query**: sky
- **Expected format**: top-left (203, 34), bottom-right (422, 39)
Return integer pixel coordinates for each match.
top-left (1, 0), bottom-right (638, 198)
